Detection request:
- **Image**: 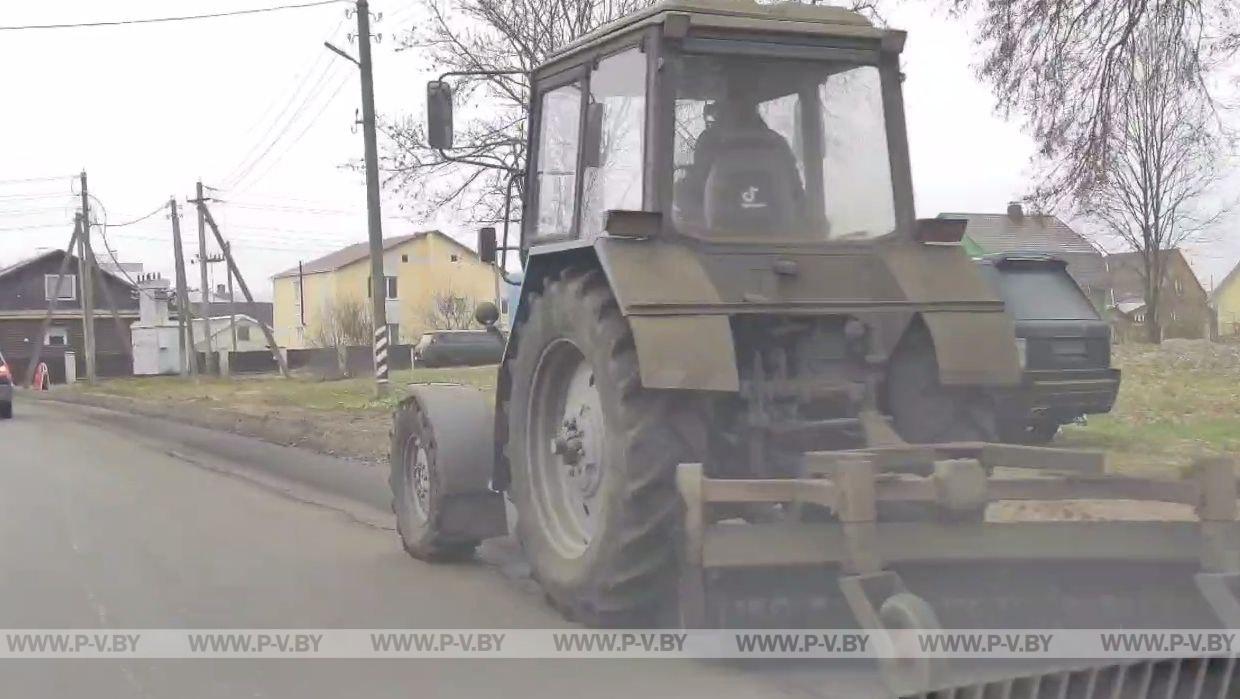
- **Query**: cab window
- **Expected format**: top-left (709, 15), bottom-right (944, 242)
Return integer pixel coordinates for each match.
top-left (580, 47), bottom-right (647, 239)
top-left (533, 82), bottom-right (584, 238)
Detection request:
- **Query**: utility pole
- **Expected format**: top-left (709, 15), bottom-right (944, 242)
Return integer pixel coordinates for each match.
top-left (195, 180), bottom-right (216, 375)
top-left (169, 198), bottom-right (197, 377)
top-left (25, 219), bottom-right (80, 387)
top-left (200, 204), bottom-right (289, 377)
top-left (225, 242), bottom-right (238, 353)
top-left (78, 171), bottom-right (97, 384)
top-left (356, 0), bottom-right (389, 396)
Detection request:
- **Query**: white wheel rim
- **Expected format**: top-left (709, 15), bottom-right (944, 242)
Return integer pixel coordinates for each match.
top-left (527, 339), bottom-right (606, 559)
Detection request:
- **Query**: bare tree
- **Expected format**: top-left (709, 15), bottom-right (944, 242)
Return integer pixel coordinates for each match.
top-left (950, 0), bottom-right (1238, 205)
top-left (310, 296), bottom-right (374, 375)
top-left (382, 0), bottom-right (884, 222)
top-left (424, 290), bottom-right (478, 330)
top-left (1077, 9), bottom-right (1231, 343)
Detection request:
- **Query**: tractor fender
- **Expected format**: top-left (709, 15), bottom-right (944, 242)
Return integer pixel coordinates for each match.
top-left (919, 311), bottom-right (1022, 387)
top-left (508, 241), bottom-right (740, 393)
top-left (405, 383), bottom-right (508, 541)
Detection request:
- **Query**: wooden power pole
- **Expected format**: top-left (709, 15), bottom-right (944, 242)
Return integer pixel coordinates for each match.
top-left (357, 0), bottom-right (389, 396)
top-left (195, 180), bottom-right (216, 375)
top-left (200, 204), bottom-right (288, 377)
top-left (78, 171), bottom-right (97, 384)
top-left (25, 219), bottom-right (81, 387)
top-left (169, 198), bottom-right (197, 377)
top-left (225, 242), bottom-right (238, 353)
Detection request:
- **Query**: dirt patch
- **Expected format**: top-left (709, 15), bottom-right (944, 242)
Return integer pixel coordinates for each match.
top-left (990, 499), bottom-right (1197, 522)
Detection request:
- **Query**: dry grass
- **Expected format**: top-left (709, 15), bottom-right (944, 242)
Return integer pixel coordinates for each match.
top-left (77, 339), bottom-right (1240, 476)
top-left (1057, 339), bottom-right (1240, 473)
top-left (83, 366), bottom-right (497, 416)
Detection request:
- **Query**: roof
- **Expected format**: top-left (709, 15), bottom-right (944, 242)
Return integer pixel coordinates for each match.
top-left (0, 249), bottom-right (136, 288)
top-left (1211, 258), bottom-right (1240, 302)
top-left (939, 211), bottom-right (1109, 291)
top-left (548, 0), bottom-right (882, 68)
top-left (1105, 249), bottom-right (1208, 300)
top-left (1115, 301), bottom-right (1146, 315)
top-left (273, 231), bottom-right (467, 279)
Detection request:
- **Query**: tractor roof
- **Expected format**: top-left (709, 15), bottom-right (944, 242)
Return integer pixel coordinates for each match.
top-left (544, 0), bottom-right (888, 71)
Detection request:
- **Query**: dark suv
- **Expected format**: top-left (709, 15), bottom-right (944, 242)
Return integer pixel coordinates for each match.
top-left (411, 330), bottom-right (505, 368)
top-left (977, 254), bottom-right (1121, 443)
top-left (0, 350), bottom-right (12, 419)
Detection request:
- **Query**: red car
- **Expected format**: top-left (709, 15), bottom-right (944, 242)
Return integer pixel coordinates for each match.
top-left (0, 350), bottom-right (12, 419)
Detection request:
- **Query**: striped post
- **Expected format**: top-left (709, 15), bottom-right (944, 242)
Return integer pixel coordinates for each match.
top-left (374, 324), bottom-right (390, 388)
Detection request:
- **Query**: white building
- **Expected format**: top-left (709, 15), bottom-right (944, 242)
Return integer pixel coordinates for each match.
top-left (130, 274), bottom-right (182, 376)
top-left (191, 315), bottom-right (271, 354)
top-left (131, 275), bottom-right (273, 375)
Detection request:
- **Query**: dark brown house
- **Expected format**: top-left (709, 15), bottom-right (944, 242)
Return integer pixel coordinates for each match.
top-left (0, 250), bottom-right (139, 384)
top-left (1106, 250), bottom-right (1211, 341)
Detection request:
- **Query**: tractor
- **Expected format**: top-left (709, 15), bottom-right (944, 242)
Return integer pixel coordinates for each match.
top-left (390, 1), bottom-right (1239, 694)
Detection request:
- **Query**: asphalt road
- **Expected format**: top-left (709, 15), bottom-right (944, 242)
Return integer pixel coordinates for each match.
top-left (0, 398), bottom-right (885, 699)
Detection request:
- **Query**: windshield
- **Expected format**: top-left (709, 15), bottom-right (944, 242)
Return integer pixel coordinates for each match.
top-left (671, 54), bottom-right (897, 242)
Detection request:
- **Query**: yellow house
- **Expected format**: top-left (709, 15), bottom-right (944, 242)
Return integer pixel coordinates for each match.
top-left (272, 231), bottom-right (500, 349)
top-left (1213, 260), bottom-right (1240, 338)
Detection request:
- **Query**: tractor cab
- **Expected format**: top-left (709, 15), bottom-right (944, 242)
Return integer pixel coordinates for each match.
top-left (429, 0), bottom-right (919, 258)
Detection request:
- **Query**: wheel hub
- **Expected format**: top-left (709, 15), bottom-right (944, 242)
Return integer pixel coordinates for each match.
top-left (406, 435), bottom-right (431, 522)
top-left (528, 339), bottom-right (607, 559)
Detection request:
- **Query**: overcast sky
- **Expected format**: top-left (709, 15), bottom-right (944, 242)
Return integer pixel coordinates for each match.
top-left (1, 1), bottom-right (1236, 299)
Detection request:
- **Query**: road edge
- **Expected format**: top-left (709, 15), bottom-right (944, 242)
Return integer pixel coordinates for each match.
top-left (26, 388), bottom-right (383, 463)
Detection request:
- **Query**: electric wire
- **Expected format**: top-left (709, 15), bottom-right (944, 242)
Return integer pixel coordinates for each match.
top-left (235, 71), bottom-right (352, 191)
top-left (220, 15), bottom-right (347, 187)
top-left (0, 1), bottom-right (343, 31)
top-left (229, 61), bottom-right (348, 190)
top-left (109, 202), bottom-right (170, 228)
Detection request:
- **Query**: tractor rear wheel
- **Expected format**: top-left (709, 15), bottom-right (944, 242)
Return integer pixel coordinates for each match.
top-left (506, 268), bottom-right (700, 627)
top-left (887, 327), bottom-right (998, 444)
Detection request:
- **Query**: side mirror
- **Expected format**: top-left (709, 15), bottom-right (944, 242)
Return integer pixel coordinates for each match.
top-left (426, 80), bottom-right (454, 150)
top-left (581, 102), bottom-right (605, 168)
top-left (474, 301), bottom-right (500, 328)
top-left (477, 226), bottom-right (497, 265)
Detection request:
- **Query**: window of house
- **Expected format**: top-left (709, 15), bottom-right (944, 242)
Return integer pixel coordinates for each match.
top-left (581, 47), bottom-right (647, 240)
top-left (1135, 313), bottom-right (1145, 323)
top-left (450, 254), bottom-right (459, 263)
top-left (386, 276), bottom-right (398, 299)
top-left (45, 274), bottom-right (76, 301)
top-left (401, 254), bottom-right (408, 263)
top-left (45, 327), bottom-right (69, 347)
top-left (534, 82), bottom-right (584, 238)
top-left (501, 299), bottom-right (510, 314)
top-left (387, 323), bottom-right (400, 346)
top-left (237, 326), bottom-right (251, 342)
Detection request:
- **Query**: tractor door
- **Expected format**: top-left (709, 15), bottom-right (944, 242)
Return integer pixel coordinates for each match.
top-left (523, 38), bottom-right (655, 256)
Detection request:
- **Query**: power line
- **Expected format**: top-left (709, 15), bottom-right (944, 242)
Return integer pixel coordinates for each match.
top-left (109, 202), bottom-right (169, 228)
top-left (236, 72), bottom-right (352, 191)
top-left (230, 61), bottom-right (347, 190)
top-left (0, 191), bottom-right (72, 201)
top-left (223, 201), bottom-right (366, 216)
top-left (0, 221), bottom-right (74, 232)
top-left (0, 1), bottom-right (343, 31)
top-left (0, 175), bottom-right (76, 185)
top-left (219, 16), bottom-right (347, 187)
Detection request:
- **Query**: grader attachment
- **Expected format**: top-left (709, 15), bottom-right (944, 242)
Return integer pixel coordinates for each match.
top-left (676, 442), bottom-right (1239, 695)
